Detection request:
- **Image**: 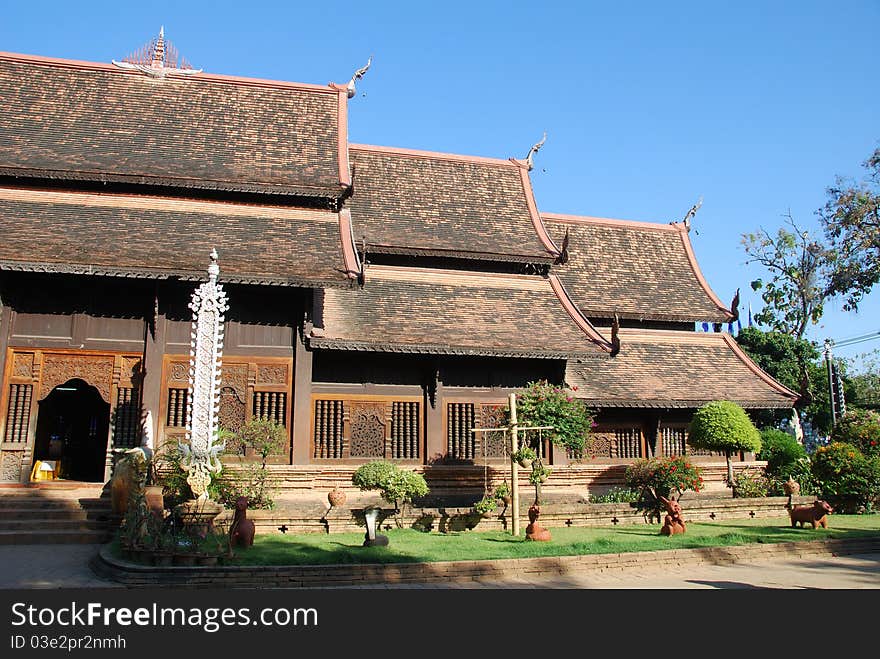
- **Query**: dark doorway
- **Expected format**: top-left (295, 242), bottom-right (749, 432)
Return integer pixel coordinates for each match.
top-left (33, 379), bottom-right (110, 482)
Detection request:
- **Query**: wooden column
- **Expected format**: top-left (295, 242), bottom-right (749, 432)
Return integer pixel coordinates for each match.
top-left (291, 329), bottom-right (313, 465)
top-left (141, 291), bottom-right (165, 451)
top-left (425, 371), bottom-right (445, 463)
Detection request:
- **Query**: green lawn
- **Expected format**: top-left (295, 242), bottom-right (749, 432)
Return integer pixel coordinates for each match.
top-left (230, 514), bottom-right (880, 566)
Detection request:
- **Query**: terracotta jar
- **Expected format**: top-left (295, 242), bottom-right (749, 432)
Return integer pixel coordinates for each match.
top-left (328, 486), bottom-right (346, 508)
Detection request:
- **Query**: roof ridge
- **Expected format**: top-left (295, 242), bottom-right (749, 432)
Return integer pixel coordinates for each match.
top-left (542, 212), bottom-right (680, 232)
top-left (722, 334), bottom-right (800, 399)
top-left (675, 222), bottom-right (735, 320)
top-left (0, 50), bottom-right (338, 94)
top-left (350, 143), bottom-right (516, 167)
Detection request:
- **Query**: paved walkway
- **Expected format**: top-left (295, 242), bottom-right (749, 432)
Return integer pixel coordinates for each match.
top-left (0, 543), bottom-right (878, 589)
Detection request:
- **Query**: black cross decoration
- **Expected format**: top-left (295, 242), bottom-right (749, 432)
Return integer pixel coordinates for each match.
top-left (278, 525), bottom-right (289, 534)
top-left (709, 512), bottom-right (716, 520)
top-left (611, 517), bottom-right (619, 525)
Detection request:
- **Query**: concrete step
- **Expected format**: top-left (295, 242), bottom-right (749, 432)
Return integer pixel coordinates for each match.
top-left (0, 518), bottom-right (113, 532)
top-left (0, 507), bottom-right (114, 521)
top-left (0, 496), bottom-right (110, 509)
top-left (0, 529), bottom-right (111, 545)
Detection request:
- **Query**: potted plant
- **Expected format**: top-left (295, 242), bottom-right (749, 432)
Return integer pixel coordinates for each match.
top-left (494, 481), bottom-right (511, 506)
top-left (511, 446), bottom-right (537, 470)
top-left (472, 493), bottom-right (498, 517)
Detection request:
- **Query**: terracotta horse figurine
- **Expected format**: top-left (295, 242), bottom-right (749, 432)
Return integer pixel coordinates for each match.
top-left (229, 496), bottom-right (256, 548)
top-left (659, 495), bottom-right (686, 536)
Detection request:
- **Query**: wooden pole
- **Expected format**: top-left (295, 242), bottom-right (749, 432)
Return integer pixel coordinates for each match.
top-left (509, 392), bottom-right (520, 537)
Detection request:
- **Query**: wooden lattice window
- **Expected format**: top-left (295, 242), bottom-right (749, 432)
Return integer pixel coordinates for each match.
top-left (4, 384), bottom-right (32, 443)
top-left (253, 391), bottom-right (287, 427)
top-left (661, 426), bottom-right (687, 457)
top-left (391, 401), bottom-right (420, 460)
top-left (614, 427), bottom-right (642, 458)
top-left (314, 399), bottom-right (344, 459)
top-left (113, 387), bottom-right (141, 448)
top-left (166, 388), bottom-right (189, 428)
top-left (446, 402), bottom-right (476, 460)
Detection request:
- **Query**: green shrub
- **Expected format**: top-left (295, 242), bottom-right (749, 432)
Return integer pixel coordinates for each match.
top-left (811, 442), bottom-right (880, 513)
top-left (729, 468), bottom-right (771, 498)
top-left (758, 427), bottom-right (807, 478)
top-left (831, 409), bottom-right (880, 457)
top-left (514, 380), bottom-right (594, 455)
top-left (352, 461), bottom-right (429, 510)
top-left (587, 486), bottom-right (640, 504)
top-left (768, 456), bottom-right (818, 496)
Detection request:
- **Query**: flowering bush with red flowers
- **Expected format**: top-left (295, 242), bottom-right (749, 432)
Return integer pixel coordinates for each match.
top-left (624, 455), bottom-right (704, 501)
top-left (830, 409), bottom-right (880, 458)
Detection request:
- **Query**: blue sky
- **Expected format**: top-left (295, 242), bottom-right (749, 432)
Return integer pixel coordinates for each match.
top-left (2, 1), bottom-right (878, 363)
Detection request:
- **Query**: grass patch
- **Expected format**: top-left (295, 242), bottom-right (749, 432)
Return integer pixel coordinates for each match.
top-left (229, 514), bottom-right (880, 566)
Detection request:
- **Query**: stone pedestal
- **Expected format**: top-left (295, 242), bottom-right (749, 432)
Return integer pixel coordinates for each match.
top-left (175, 499), bottom-right (222, 538)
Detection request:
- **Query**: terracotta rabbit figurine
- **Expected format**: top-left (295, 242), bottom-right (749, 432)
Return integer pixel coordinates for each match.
top-left (229, 496), bottom-right (256, 547)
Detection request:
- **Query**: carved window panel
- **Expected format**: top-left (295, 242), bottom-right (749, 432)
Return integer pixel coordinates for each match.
top-left (161, 356), bottom-right (292, 461)
top-left (585, 427), bottom-right (644, 460)
top-left (478, 404), bottom-right (508, 458)
top-left (311, 396), bottom-right (422, 462)
top-left (113, 386), bottom-right (141, 449)
top-left (391, 402), bottom-right (420, 460)
top-left (254, 391), bottom-right (287, 427)
top-left (314, 399), bottom-right (344, 459)
top-left (446, 402), bottom-right (476, 461)
top-left (349, 402), bottom-right (386, 458)
top-left (166, 388), bottom-right (189, 428)
top-left (4, 384), bottom-right (32, 443)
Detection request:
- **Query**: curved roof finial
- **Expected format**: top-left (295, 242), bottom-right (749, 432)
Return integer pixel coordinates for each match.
top-left (346, 56), bottom-right (372, 99)
top-left (677, 196), bottom-right (703, 233)
top-left (524, 131), bottom-right (547, 171)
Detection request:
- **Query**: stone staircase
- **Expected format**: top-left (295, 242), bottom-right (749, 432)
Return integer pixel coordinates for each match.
top-left (0, 483), bottom-right (117, 544)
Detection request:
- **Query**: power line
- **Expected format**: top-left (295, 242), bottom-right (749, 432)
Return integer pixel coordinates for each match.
top-left (828, 330), bottom-right (880, 348)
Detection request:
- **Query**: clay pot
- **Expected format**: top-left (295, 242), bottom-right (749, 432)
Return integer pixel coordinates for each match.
top-left (328, 487), bottom-right (347, 508)
top-left (517, 458), bottom-right (533, 470)
top-left (144, 486), bottom-right (165, 519)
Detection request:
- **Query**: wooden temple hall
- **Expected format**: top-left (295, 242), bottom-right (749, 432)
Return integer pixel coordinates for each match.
top-left (0, 33), bottom-right (798, 492)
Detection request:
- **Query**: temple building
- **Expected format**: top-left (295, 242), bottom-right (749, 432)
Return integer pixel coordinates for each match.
top-left (0, 33), bottom-right (798, 493)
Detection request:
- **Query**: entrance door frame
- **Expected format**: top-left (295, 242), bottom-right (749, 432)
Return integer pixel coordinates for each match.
top-left (0, 348), bottom-right (143, 483)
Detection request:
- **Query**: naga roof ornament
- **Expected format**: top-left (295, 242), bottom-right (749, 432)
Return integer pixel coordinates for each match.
top-left (524, 131), bottom-right (547, 171)
top-left (112, 26), bottom-right (202, 78)
top-left (345, 56), bottom-right (372, 98)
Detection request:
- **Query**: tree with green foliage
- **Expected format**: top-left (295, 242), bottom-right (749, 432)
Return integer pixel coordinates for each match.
top-left (820, 147), bottom-right (880, 312)
top-left (735, 327), bottom-right (848, 435)
top-left (741, 213), bottom-right (828, 339)
top-left (757, 427), bottom-right (807, 478)
top-left (844, 350), bottom-right (880, 411)
top-left (688, 401), bottom-right (762, 494)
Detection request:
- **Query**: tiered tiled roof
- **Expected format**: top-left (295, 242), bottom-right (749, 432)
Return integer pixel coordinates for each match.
top-left (0, 53), bottom-right (351, 198)
top-left (347, 144), bottom-right (561, 263)
top-left (565, 329), bottom-right (798, 408)
top-left (0, 187), bottom-right (358, 286)
top-left (309, 265), bottom-right (611, 358)
top-left (544, 213), bottom-right (734, 323)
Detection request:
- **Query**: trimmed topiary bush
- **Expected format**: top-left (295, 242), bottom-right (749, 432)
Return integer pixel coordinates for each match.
top-left (831, 409), bottom-right (880, 457)
top-left (758, 427), bottom-right (807, 479)
top-left (811, 442), bottom-right (880, 513)
top-left (689, 400), bottom-right (762, 495)
top-left (352, 460), bottom-right (429, 511)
